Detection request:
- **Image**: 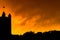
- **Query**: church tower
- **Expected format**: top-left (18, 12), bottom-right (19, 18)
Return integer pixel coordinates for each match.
top-left (0, 12), bottom-right (11, 39)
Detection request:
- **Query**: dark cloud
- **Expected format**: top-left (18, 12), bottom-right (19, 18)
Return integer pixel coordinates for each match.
top-left (4, 0), bottom-right (60, 26)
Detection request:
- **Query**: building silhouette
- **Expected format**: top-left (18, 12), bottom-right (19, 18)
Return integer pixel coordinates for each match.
top-left (0, 12), bottom-right (11, 40)
top-left (0, 12), bottom-right (60, 40)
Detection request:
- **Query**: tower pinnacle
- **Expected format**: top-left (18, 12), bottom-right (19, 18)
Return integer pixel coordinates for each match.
top-left (2, 12), bottom-right (5, 17)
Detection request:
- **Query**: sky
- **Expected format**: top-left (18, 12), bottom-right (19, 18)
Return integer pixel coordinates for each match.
top-left (0, 0), bottom-right (60, 35)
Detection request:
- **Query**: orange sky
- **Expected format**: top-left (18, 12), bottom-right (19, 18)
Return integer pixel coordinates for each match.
top-left (0, 0), bottom-right (60, 35)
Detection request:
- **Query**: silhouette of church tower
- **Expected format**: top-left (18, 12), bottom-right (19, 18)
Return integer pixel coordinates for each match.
top-left (0, 12), bottom-right (11, 39)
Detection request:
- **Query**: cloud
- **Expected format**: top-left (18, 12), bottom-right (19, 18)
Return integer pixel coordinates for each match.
top-left (4, 0), bottom-right (60, 26)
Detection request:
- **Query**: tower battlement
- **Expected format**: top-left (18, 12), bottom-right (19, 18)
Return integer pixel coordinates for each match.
top-left (1, 12), bottom-right (11, 18)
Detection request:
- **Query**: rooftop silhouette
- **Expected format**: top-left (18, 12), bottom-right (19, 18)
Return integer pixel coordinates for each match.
top-left (0, 12), bottom-right (60, 40)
